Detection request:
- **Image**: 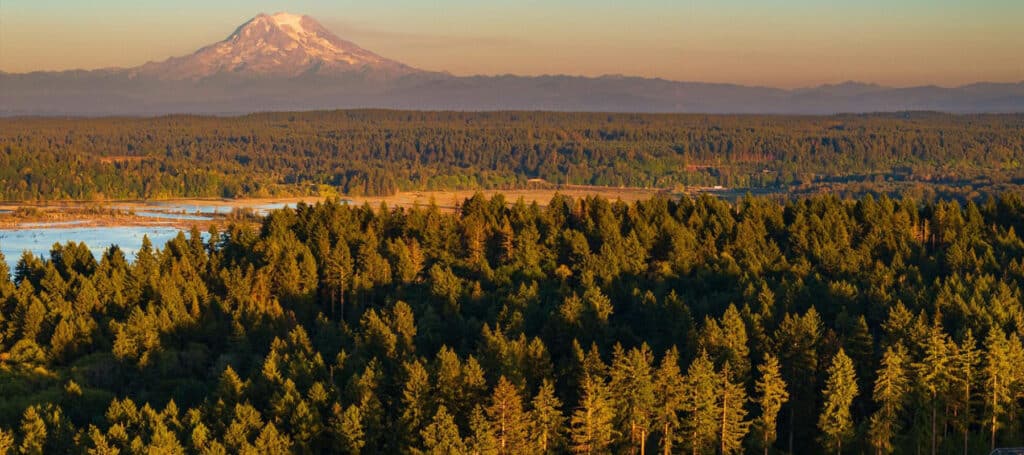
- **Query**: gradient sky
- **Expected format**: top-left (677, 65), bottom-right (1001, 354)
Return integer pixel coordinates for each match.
top-left (2, 0), bottom-right (1022, 88)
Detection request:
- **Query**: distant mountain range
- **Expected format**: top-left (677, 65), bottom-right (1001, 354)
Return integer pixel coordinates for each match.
top-left (2, 12), bottom-right (1022, 115)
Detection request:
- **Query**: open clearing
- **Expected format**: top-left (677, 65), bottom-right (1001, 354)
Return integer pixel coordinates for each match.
top-left (0, 186), bottom-right (676, 229)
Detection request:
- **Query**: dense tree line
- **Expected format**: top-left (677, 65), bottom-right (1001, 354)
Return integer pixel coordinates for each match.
top-left (2, 193), bottom-right (1024, 454)
top-left (1, 111), bottom-right (1023, 200)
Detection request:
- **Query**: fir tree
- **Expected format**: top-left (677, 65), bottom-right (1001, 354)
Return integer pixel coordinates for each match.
top-left (485, 376), bottom-right (529, 454)
top-left (0, 428), bottom-right (13, 455)
top-left (718, 361), bottom-right (749, 455)
top-left (608, 344), bottom-right (655, 454)
top-left (401, 360), bottom-right (433, 447)
top-left (419, 406), bottom-right (466, 455)
top-left (331, 404), bottom-right (365, 454)
top-left (18, 406), bottom-right (47, 455)
top-left (983, 327), bottom-right (1014, 451)
top-left (868, 345), bottom-right (909, 455)
top-left (753, 354), bottom-right (788, 455)
top-left (530, 380), bottom-right (566, 454)
top-left (818, 349), bottom-right (858, 455)
top-left (684, 351), bottom-right (719, 455)
top-left (570, 375), bottom-right (616, 455)
top-left (250, 423), bottom-right (293, 455)
top-left (653, 348), bottom-right (686, 455)
top-left (953, 330), bottom-right (980, 455)
top-left (912, 321), bottom-right (952, 455)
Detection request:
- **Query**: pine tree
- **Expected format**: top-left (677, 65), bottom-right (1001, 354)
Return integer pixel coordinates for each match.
top-left (250, 422), bottom-right (293, 455)
top-left (149, 421), bottom-right (187, 454)
top-left (753, 354), bottom-right (788, 455)
top-left (912, 321), bottom-right (952, 455)
top-left (468, 406), bottom-right (499, 455)
top-left (953, 330), bottom-right (979, 455)
top-left (608, 344), bottom-right (655, 454)
top-left (401, 360), bottom-right (433, 447)
top-left (868, 345), bottom-right (909, 455)
top-left (0, 428), bottom-right (13, 455)
top-left (699, 305), bottom-right (751, 381)
top-left (18, 405), bottom-right (47, 455)
top-left (570, 375), bottom-right (616, 455)
top-left (322, 240), bottom-right (352, 320)
top-left (486, 376), bottom-right (529, 454)
top-left (653, 348), bottom-right (686, 455)
top-left (330, 404), bottom-right (365, 454)
top-left (530, 380), bottom-right (566, 454)
top-left (433, 347), bottom-right (464, 419)
top-left (773, 308), bottom-right (822, 454)
top-left (718, 362), bottom-right (749, 455)
top-left (983, 327), bottom-right (1014, 451)
top-left (818, 349), bottom-right (858, 455)
top-left (684, 351), bottom-right (719, 455)
top-left (419, 406), bottom-right (466, 455)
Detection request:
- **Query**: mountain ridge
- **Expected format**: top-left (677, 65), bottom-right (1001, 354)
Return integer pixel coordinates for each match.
top-left (2, 12), bottom-right (1022, 115)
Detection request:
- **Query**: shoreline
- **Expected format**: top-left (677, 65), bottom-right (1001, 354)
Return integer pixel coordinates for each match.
top-left (0, 187), bottom-right (674, 230)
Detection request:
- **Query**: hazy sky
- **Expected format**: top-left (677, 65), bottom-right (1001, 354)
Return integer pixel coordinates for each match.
top-left (2, 0), bottom-right (1022, 87)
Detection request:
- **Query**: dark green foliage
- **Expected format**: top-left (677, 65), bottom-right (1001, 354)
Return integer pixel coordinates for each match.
top-left (2, 112), bottom-right (1024, 200)
top-left (0, 193), bottom-right (1024, 453)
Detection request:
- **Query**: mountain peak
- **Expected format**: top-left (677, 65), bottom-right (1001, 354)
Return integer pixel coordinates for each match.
top-left (134, 13), bottom-right (416, 80)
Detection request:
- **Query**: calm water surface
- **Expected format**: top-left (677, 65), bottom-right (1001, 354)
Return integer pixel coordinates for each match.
top-left (0, 200), bottom-right (338, 270)
top-left (0, 226), bottom-right (209, 271)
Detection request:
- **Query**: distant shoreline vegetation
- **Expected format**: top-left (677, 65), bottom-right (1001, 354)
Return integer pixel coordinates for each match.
top-left (1, 110), bottom-right (1022, 202)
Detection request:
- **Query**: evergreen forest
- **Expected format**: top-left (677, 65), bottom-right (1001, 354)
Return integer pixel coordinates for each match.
top-left (2, 194), bottom-right (1024, 454)
top-left (1, 111), bottom-right (1023, 201)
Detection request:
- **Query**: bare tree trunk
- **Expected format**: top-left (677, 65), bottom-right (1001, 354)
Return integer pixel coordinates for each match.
top-left (664, 423), bottom-right (671, 455)
top-left (991, 413), bottom-right (996, 452)
top-left (788, 408), bottom-right (794, 455)
top-left (721, 391), bottom-right (728, 455)
top-left (964, 382), bottom-right (970, 455)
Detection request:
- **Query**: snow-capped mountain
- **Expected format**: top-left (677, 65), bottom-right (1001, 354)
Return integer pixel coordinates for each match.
top-left (2, 13), bottom-right (1022, 115)
top-left (133, 12), bottom-right (416, 79)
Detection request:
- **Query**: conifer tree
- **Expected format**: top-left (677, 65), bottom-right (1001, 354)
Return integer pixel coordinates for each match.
top-left (0, 428), bottom-right (13, 455)
top-left (868, 345), bottom-right (909, 455)
top-left (818, 349), bottom-right (858, 455)
top-left (699, 305), bottom-right (751, 382)
top-left (330, 404), bottom-right (365, 454)
top-left (653, 348), bottom-right (686, 455)
top-left (570, 375), bottom-right (616, 455)
top-left (753, 354), bottom-right (788, 455)
top-left (322, 240), bottom-right (353, 320)
top-left (773, 308), bottom-right (822, 454)
top-left (468, 406), bottom-right (499, 455)
top-left (718, 361), bottom-right (749, 455)
top-left (983, 327), bottom-right (1014, 451)
top-left (148, 421), bottom-right (187, 454)
top-left (18, 406), bottom-right (47, 455)
top-left (530, 380), bottom-right (566, 454)
top-left (250, 422), bottom-right (293, 455)
top-left (953, 330), bottom-right (979, 455)
top-left (913, 321), bottom-right (952, 455)
top-left (684, 351), bottom-right (719, 455)
top-left (419, 406), bottom-right (466, 455)
top-left (401, 360), bottom-right (433, 448)
top-left (486, 376), bottom-right (529, 454)
top-left (608, 344), bottom-right (655, 454)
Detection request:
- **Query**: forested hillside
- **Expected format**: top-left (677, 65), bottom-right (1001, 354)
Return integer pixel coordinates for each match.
top-left (1, 111), bottom-right (1023, 201)
top-left (2, 194), bottom-right (1024, 454)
